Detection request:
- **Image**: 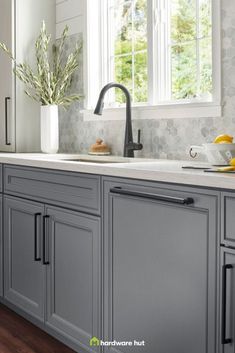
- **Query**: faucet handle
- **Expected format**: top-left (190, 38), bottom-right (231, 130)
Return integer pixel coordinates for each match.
top-left (126, 129), bottom-right (143, 152)
top-left (135, 129), bottom-right (143, 151)
top-left (137, 129), bottom-right (141, 144)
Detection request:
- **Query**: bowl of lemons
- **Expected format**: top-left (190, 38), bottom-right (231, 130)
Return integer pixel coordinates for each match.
top-left (190, 134), bottom-right (235, 165)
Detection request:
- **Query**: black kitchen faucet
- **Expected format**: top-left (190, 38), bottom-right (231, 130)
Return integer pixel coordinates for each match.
top-left (94, 83), bottom-right (143, 157)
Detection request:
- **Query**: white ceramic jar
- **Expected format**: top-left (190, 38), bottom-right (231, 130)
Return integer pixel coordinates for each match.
top-left (40, 105), bottom-right (59, 154)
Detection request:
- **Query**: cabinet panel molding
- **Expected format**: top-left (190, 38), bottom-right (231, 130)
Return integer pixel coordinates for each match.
top-left (4, 165), bottom-right (101, 215)
top-left (45, 206), bottom-right (101, 352)
top-left (4, 196), bottom-right (45, 321)
top-left (103, 179), bottom-right (219, 353)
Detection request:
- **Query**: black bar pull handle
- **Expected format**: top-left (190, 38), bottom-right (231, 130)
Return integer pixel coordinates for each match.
top-left (5, 97), bottom-right (11, 146)
top-left (110, 187), bottom-right (194, 205)
top-left (222, 264), bottom-right (233, 345)
top-left (43, 215), bottom-right (50, 265)
top-left (34, 213), bottom-right (42, 262)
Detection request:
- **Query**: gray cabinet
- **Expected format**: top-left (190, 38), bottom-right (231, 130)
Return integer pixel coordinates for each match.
top-left (4, 196), bottom-right (45, 320)
top-left (0, 195), bottom-right (2, 297)
top-left (45, 206), bottom-right (101, 352)
top-left (1, 165), bottom-right (221, 353)
top-left (220, 248), bottom-right (235, 353)
top-left (2, 167), bottom-right (102, 352)
top-left (3, 196), bottom-right (101, 352)
top-left (103, 180), bottom-right (218, 353)
top-left (222, 193), bottom-right (235, 247)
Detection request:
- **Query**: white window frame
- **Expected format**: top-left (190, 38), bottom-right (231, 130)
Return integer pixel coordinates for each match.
top-left (83, 0), bottom-right (221, 120)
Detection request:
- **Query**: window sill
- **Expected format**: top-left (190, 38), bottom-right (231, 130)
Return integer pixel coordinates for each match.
top-left (82, 102), bottom-right (222, 121)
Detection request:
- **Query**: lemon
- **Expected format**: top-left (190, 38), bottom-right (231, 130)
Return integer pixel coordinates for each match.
top-left (218, 166), bottom-right (235, 172)
top-left (214, 134), bottom-right (233, 144)
top-left (219, 141), bottom-right (233, 144)
top-left (230, 158), bottom-right (235, 166)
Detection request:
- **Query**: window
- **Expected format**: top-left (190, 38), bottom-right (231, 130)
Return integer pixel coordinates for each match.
top-left (108, 0), bottom-right (148, 104)
top-left (170, 0), bottom-right (212, 101)
top-left (84, 0), bottom-right (221, 119)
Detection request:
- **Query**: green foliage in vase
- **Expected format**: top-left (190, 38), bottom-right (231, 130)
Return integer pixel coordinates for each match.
top-left (0, 22), bottom-right (82, 106)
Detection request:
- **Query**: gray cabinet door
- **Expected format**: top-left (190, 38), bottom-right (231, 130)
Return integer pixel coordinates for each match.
top-left (0, 195), bottom-right (2, 297)
top-left (45, 206), bottom-right (101, 352)
top-left (4, 196), bottom-right (45, 320)
top-left (104, 181), bottom-right (218, 353)
top-left (220, 248), bottom-right (235, 353)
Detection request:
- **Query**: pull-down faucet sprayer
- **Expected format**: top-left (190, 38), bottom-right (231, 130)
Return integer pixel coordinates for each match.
top-left (94, 83), bottom-right (143, 158)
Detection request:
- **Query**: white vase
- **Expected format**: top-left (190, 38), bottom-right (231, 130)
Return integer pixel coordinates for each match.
top-left (40, 105), bottom-right (59, 154)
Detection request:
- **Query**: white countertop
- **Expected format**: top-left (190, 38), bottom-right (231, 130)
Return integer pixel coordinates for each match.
top-left (0, 153), bottom-right (235, 190)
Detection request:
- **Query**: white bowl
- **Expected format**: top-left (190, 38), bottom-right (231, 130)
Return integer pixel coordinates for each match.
top-left (189, 143), bottom-right (235, 165)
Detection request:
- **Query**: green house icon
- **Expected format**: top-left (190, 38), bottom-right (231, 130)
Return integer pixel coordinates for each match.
top-left (90, 336), bottom-right (100, 347)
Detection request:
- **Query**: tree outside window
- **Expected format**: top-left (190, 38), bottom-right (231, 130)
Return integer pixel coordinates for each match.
top-left (107, 0), bottom-right (212, 105)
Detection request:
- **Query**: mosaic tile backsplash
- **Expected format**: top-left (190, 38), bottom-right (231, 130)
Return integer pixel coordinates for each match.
top-left (59, 0), bottom-right (235, 161)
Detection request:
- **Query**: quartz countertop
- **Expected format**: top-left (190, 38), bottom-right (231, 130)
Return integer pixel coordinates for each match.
top-left (0, 153), bottom-right (235, 190)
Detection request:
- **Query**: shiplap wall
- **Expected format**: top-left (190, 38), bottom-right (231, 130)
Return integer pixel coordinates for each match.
top-left (56, 0), bottom-right (84, 38)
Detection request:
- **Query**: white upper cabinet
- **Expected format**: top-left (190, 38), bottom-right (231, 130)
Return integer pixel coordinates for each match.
top-left (0, 0), bottom-right (15, 151)
top-left (0, 0), bottom-right (55, 152)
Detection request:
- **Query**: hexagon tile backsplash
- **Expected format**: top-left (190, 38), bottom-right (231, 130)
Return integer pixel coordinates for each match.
top-left (59, 0), bottom-right (235, 161)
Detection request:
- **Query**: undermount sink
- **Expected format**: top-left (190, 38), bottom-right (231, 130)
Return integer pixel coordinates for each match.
top-left (51, 154), bottom-right (158, 164)
top-left (62, 158), bottom-right (131, 164)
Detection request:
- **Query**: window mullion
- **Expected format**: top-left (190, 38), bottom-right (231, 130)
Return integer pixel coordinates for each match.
top-left (148, 0), bottom-right (157, 105)
top-left (132, 0), bottom-right (135, 103)
top-left (211, 0), bottom-right (221, 104)
top-left (196, 0), bottom-right (200, 98)
top-left (157, 0), bottom-right (171, 103)
top-left (84, 0), bottom-right (102, 109)
top-left (165, 0), bottom-right (171, 101)
top-left (106, 0), bottom-right (115, 104)
top-left (153, 0), bottom-right (167, 103)
top-left (101, 0), bottom-right (108, 86)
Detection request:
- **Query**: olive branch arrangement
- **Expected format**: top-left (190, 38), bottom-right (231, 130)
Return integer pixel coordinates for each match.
top-left (0, 22), bottom-right (82, 107)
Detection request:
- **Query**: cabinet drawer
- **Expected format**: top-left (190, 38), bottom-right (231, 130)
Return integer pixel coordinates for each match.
top-left (4, 165), bottom-right (101, 214)
top-left (0, 164), bottom-right (2, 192)
top-left (222, 192), bottom-right (235, 244)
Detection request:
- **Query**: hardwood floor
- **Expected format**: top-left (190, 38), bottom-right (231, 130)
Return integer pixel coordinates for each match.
top-left (0, 304), bottom-right (75, 353)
